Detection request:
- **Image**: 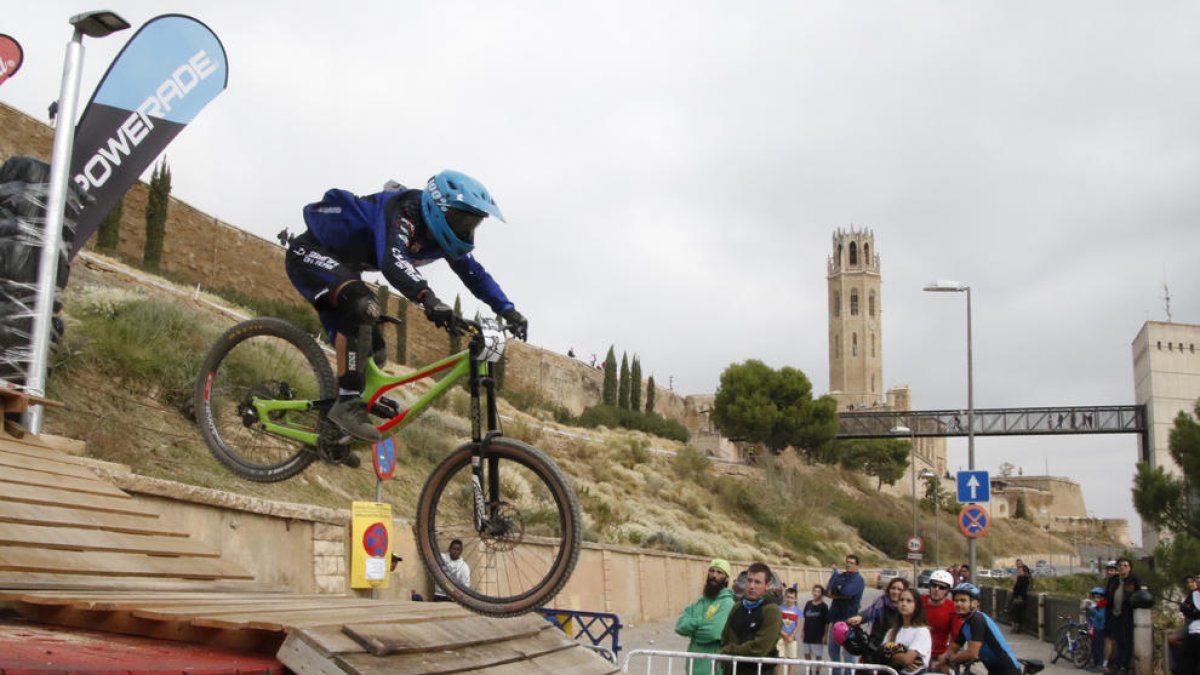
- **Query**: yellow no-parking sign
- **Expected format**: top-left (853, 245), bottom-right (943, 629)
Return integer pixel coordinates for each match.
top-left (350, 501), bottom-right (392, 588)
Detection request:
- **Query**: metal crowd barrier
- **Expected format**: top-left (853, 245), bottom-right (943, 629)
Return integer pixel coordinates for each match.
top-left (539, 607), bottom-right (624, 662)
top-left (621, 650), bottom-right (902, 675)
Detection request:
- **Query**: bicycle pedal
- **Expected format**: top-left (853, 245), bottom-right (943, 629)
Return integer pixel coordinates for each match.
top-left (370, 396), bottom-right (400, 418)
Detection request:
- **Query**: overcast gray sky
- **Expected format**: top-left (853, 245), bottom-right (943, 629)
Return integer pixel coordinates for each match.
top-left (6, 1), bottom-right (1200, 546)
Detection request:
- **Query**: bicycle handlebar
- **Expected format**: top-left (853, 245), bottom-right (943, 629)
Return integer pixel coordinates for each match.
top-left (375, 313), bottom-right (524, 341)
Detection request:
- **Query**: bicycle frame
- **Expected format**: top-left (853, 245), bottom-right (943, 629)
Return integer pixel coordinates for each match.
top-left (247, 326), bottom-right (501, 449)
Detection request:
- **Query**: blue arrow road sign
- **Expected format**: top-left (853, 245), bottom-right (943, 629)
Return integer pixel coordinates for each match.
top-left (956, 470), bottom-right (990, 503)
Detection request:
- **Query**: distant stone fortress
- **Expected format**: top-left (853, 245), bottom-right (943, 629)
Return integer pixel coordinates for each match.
top-left (0, 102), bottom-right (1127, 541)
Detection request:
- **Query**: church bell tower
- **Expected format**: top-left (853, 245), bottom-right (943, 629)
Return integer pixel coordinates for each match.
top-left (827, 227), bottom-right (883, 410)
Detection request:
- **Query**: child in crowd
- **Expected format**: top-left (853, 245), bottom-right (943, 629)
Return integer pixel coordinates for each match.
top-left (779, 587), bottom-right (802, 674)
top-left (802, 584), bottom-right (831, 662)
top-left (1083, 586), bottom-right (1107, 672)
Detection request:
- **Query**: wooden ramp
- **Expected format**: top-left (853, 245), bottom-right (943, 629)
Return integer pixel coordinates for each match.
top-left (0, 431), bottom-right (257, 589)
top-left (1, 591), bottom-right (618, 673)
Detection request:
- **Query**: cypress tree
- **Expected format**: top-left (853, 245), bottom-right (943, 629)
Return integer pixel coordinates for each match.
top-left (646, 375), bottom-right (656, 413)
top-left (602, 347), bottom-right (617, 406)
top-left (96, 196), bottom-right (123, 252)
top-left (631, 356), bottom-right (642, 412)
top-left (143, 160), bottom-right (171, 270)
top-left (449, 294), bottom-right (463, 354)
top-left (395, 298), bottom-right (408, 365)
top-left (618, 352), bottom-right (631, 410)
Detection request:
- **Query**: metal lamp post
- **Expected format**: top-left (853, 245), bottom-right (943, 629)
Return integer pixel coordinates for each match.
top-left (22, 10), bottom-right (130, 434)
top-left (892, 423), bottom-right (919, 578)
top-left (924, 279), bottom-right (974, 583)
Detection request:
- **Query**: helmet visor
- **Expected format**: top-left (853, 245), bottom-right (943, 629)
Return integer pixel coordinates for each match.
top-left (446, 208), bottom-right (484, 245)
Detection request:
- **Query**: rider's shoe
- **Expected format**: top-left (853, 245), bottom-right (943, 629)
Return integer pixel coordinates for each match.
top-left (327, 396), bottom-right (382, 442)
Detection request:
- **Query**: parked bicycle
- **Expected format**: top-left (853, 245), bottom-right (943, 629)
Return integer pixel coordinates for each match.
top-left (1051, 615), bottom-right (1092, 668)
top-left (193, 314), bottom-right (581, 617)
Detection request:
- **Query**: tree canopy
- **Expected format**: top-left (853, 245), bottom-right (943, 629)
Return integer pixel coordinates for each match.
top-left (1132, 398), bottom-right (1200, 591)
top-left (836, 438), bottom-right (911, 490)
top-left (710, 359), bottom-right (839, 457)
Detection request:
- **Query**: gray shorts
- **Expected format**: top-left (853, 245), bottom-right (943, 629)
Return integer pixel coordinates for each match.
top-left (803, 643), bottom-right (826, 658)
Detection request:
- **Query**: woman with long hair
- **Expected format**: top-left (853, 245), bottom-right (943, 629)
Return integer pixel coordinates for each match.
top-left (848, 576), bottom-right (910, 645)
top-left (883, 587), bottom-right (933, 675)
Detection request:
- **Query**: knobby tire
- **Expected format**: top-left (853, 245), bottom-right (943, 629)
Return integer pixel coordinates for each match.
top-left (194, 317), bottom-right (334, 482)
top-left (415, 437), bottom-right (581, 617)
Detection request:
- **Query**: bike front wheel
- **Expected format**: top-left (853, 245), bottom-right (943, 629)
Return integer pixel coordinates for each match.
top-left (1052, 627), bottom-right (1071, 664)
top-left (1073, 633), bottom-right (1092, 668)
top-left (415, 437), bottom-right (582, 617)
top-left (194, 317), bottom-right (334, 482)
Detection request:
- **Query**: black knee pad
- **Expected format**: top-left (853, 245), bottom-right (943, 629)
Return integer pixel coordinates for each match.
top-left (335, 282), bottom-right (380, 336)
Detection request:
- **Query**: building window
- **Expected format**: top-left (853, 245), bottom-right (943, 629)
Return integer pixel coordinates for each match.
top-left (850, 289), bottom-right (859, 316)
top-left (863, 243), bottom-right (871, 267)
top-left (849, 241), bottom-right (858, 266)
top-left (852, 333), bottom-right (858, 356)
top-left (833, 291), bottom-right (841, 317)
top-left (869, 290), bottom-right (876, 317)
top-left (1157, 341), bottom-right (1162, 350)
top-left (838, 243), bottom-right (843, 266)
top-left (871, 333), bottom-right (876, 357)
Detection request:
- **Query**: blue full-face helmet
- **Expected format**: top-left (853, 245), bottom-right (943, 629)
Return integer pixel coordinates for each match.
top-left (420, 170), bottom-right (505, 260)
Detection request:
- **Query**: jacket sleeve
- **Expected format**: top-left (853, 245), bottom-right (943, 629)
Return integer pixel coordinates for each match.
top-left (723, 605), bottom-right (783, 656)
top-left (676, 600), bottom-right (700, 637)
top-left (677, 597), bottom-right (733, 643)
top-left (378, 222), bottom-right (431, 302)
top-left (447, 254), bottom-right (514, 315)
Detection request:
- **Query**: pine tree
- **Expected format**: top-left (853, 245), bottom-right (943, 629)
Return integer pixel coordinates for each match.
top-left (602, 347), bottom-right (617, 406)
top-left (96, 196), bottom-right (123, 252)
top-left (645, 375), bottom-right (656, 413)
top-left (631, 356), bottom-right (643, 412)
top-left (143, 160), bottom-right (171, 269)
top-left (618, 352), bottom-right (631, 410)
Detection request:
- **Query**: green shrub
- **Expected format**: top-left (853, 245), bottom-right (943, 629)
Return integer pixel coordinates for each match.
top-left (500, 388), bottom-right (573, 423)
top-left (206, 286), bottom-right (322, 336)
top-left (844, 512), bottom-right (909, 559)
top-left (576, 404), bottom-right (689, 442)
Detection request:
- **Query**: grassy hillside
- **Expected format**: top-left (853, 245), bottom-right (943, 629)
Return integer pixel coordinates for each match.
top-left (40, 255), bottom-right (1075, 567)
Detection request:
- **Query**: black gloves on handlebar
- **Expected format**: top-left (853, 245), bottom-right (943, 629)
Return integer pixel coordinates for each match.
top-left (422, 294), bottom-right (455, 331)
top-left (502, 308), bottom-right (528, 341)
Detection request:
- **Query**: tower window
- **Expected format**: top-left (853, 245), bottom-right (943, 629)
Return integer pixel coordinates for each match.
top-left (869, 290), bottom-right (876, 317)
top-left (852, 333), bottom-right (858, 357)
top-left (871, 333), bottom-right (876, 357)
top-left (850, 289), bottom-right (859, 316)
top-left (833, 291), bottom-right (841, 317)
top-left (863, 243), bottom-right (870, 267)
top-left (849, 242), bottom-right (858, 266)
top-left (838, 243), bottom-right (843, 266)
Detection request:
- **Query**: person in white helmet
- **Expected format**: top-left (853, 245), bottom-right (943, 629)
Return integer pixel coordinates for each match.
top-left (924, 569), bottom-right (959, 662)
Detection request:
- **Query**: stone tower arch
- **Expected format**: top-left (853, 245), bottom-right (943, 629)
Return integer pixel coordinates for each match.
top-left (828, 226), bottom-right (882, 408)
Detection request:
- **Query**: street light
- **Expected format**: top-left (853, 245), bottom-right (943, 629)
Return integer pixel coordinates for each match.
top-left (920, 469), bottom-right (939, 566)
top-left (924, 279), bottom-right (975, 583)
top-left (892, 423), bottom-right (919, 579)
top-left (23, 10), bottom-right (130, 434)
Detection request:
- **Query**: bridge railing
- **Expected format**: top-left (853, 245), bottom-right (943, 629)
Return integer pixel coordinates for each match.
top-left (838, 404), bottom-right (1145, 439)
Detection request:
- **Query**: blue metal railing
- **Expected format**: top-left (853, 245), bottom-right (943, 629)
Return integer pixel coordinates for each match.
top-left (539, 607), bottom-right (623, 661)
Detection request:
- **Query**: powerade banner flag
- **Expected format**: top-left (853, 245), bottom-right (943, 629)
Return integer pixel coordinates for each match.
top-left (0, 34), bottom-right (23, 87)
top-left (69, 14), bottom-right (227, 258)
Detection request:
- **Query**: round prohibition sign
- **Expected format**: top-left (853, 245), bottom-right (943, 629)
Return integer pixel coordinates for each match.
top-left (958, 504), bottom-right (990, 539)
top-left (362, 522), bottom-right (389, 557)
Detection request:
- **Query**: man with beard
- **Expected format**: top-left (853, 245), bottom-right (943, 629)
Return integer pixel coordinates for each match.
top-left (676, 558), bottom-right (736, 675)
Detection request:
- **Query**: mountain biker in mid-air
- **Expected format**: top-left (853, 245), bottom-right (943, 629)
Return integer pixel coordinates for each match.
top-left (284, 170), bottom-right (528, 443)
top-left (933, 583), bottom-right (1023, 675)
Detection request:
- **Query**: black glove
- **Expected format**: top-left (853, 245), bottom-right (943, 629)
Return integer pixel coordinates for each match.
top-left (422, 294), bottom-right (454, 329)
top-left (502, 308), bottom-right (528, 340)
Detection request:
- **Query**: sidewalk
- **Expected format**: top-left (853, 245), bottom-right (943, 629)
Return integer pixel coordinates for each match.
top-left (618, 617), bottom-right (1077, 675)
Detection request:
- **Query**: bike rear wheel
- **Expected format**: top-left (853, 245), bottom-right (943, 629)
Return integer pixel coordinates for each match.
top-left (1073, 633), bottom-right (1092, 668)
top-left (194, 317), bottom-right (334, 482)
top-left (1052, 627), bottom-right (1071, 664)
top-left (415, 437), bottom-right (581, 617)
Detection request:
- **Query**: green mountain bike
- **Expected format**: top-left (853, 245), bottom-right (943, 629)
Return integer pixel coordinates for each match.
top-left (193, 314), bottom-right (581, 617)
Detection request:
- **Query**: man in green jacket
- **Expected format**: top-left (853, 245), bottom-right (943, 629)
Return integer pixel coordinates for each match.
top-left (676, 558), bottom-right (736, 675)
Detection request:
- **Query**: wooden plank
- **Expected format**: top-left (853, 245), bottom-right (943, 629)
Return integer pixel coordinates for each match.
top-left (0, 590), bottom-right (295, 608)
top-left (0, 464), bottom-right (129, 497)
top-left (281, 624), bottom-right (367, 658)
top-left (334, 625), bottom-right (575, 675)
top-left (0, 500), bottom-right (178, 536)
top-left (0, 545), bottom-right (254, 580)
top-left (477, 642), bottom-right (619, 674)
top-left (343, 614), bottom-right (546, 657)
top-left (190, 603), bottom-right (469, 631)
top-left (278, 631), bottom-right (359, 675)
top-left (0, 522), bottom-right (218, 557)
top-left (0, 446), bottom-right (105, 480)
top-left (0, 481), bottom-right (156, 517)
top-left (0, 574), bottom-right (278, 593)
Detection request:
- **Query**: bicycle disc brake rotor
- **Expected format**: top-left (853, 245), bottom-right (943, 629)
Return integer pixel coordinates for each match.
top-left (479, 501), bottom-right (524, 552)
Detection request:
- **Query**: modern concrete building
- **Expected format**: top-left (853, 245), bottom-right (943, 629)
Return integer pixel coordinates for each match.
top-left (1132, 320), bottom-right (1200, 548)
